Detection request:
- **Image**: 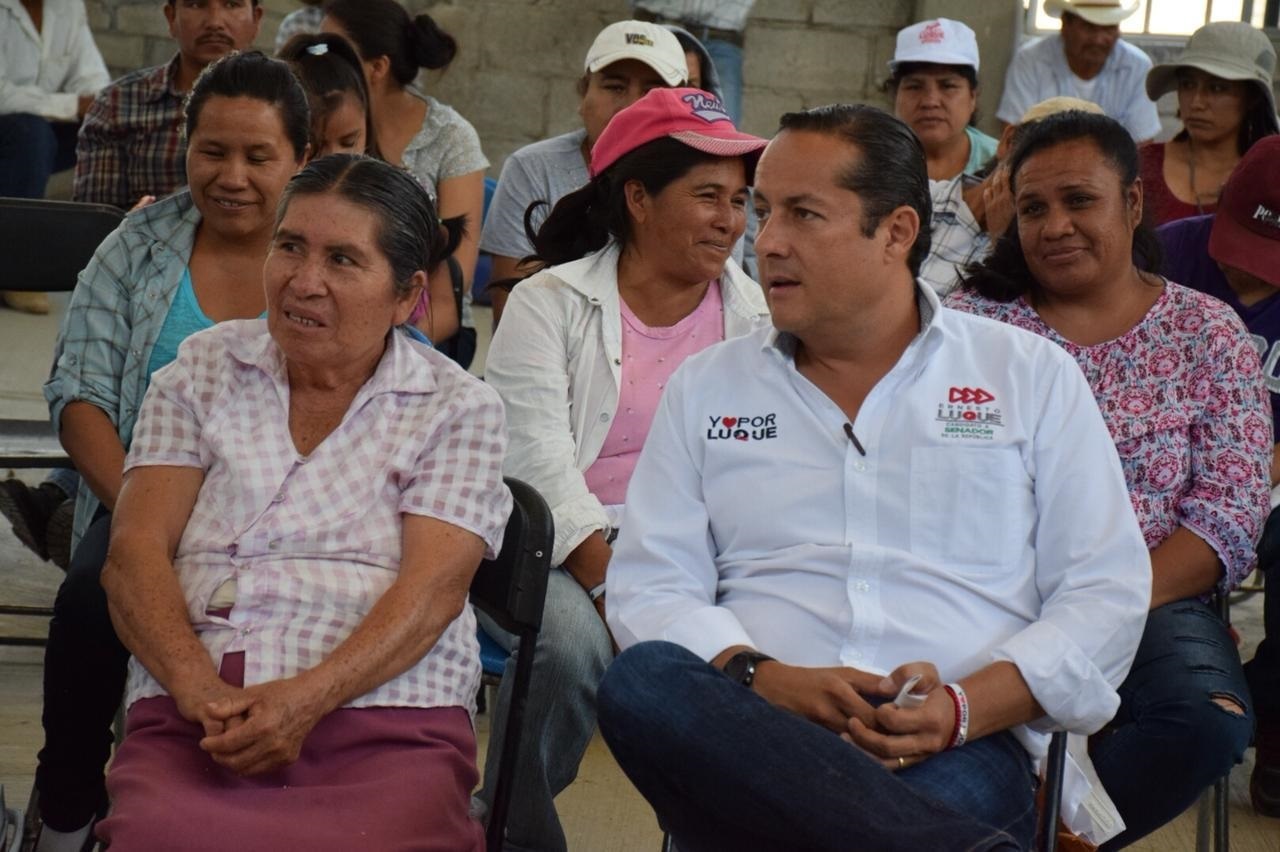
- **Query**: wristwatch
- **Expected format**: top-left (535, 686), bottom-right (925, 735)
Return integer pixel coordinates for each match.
top-left (723, 650), bottom-right (775, 688)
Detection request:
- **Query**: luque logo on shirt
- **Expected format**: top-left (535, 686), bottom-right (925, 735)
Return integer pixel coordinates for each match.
top-left (937, 387), bottom-right (1002, 440)
top-left (682, 92), bottom-right (731, 123)
top-left (707, 414), bottom-right (778, 441)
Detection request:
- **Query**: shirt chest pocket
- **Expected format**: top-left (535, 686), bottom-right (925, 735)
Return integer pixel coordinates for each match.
top-left (909, 445), bottom-right (1030, 573)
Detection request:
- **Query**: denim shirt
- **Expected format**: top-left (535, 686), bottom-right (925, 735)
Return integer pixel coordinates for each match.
top-left (44, 189), bottom-right (199, 548)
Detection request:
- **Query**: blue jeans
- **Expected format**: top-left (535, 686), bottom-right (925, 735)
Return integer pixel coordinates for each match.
top-left (1245, 505), bottom-right (1280, 723)
top-left (475, 568), bottom-right (613, 851)
top-left (0, 113), bottom-right (78, 198)
top-left (1090, 598), bottom-right (1253, 849)
top-left (598, 641), bottom-right (1034, 852)
top-left (702, 39), bottom-right (744, 125)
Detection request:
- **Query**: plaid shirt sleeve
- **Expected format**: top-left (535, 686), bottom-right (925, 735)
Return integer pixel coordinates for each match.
top-left (72, 86), bottom-right (129, 207)
top-left (400, 373), bottom-right (512, 559)
top-left (44, 224), bottom-right (136, 432)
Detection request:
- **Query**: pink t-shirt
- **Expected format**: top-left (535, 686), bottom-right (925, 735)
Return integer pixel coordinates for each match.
top-left (584, 281), bottom-right (725, 507)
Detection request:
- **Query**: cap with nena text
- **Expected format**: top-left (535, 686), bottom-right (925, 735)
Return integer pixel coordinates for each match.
top-left (584, 20), bottom-right (688, 87)
top-left (588, 87), bottom-right (769, 179)
top-left (1209, 136), bottom-right (1280, 288)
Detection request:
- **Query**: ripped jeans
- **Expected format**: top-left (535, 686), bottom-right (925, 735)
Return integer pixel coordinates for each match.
top-left (1090, 598), bottom-right (1253, 849)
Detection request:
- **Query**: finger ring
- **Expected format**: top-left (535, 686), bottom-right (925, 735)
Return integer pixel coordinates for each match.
top-left (898, 757), bottom-right (906, 770)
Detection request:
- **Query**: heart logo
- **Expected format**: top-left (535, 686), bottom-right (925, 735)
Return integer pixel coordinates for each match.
top-left (722, 417), bottom-right (737, 427)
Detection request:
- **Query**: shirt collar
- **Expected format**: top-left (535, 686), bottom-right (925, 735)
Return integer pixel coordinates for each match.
top-left (226, 322), bottom-right (440, 397)
top-left (143, 54), bottom-right (185, 104)
top-left (765, 282), bottom-right (944, 361)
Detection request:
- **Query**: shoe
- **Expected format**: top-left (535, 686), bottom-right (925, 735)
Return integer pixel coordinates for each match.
top-left (0, 479), bottom-right (66, 563)
top-left (1254, 724), bottom-right (1280, 818)
top-left (1, 291), bottom-right (50, 314)
top-left (45, 498), bottom-right (74, 572)
top-left (0, 479), bottom-right (50, 560)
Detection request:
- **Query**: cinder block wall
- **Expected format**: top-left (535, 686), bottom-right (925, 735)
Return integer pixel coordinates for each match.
top-left (84, 0), bottom-right (964, 173)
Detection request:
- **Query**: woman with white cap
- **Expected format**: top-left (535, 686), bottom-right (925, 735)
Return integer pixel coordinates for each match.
top-left (886, 18), bottom-right (997, 182)
top-left (1140, 21), bottom-right (1279, 226)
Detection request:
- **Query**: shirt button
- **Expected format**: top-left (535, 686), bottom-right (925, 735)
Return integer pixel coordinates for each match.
top-left (600, 413), bottom-right (610, 422)
top-left (241, 627), bottom-right (252, 637)
top-left (614, 357), bottom-right (621, 365)
top-left (856, 581), bottom-right (870, 592)
top-left (268, 540), bottom-right (279, 551)
top-left (272, 491), bottom-right (285, 503)
top-left (225, 543), bottom-right (237, 556)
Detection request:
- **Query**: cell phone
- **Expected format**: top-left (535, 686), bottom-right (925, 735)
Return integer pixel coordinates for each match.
top-left (893, 674), bottom-right (926, 708)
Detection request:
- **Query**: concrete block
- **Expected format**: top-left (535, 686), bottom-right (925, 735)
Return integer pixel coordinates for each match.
top-left (480, 7), bottom-right (612, 78)
top-left (420, 4), bottom-right (483, 72)
top-left (740, 89), bottom-right (799, 137)
top-left (95, 32), bottom-right (147, 71)
top-left (745, 24), bottom-right (870, 95)
top-left (751, 0), bottom-right (812, 24)
top-left (115, 4), bottom-right (173, 39)
top-left (85, 0), bottom-right (112, 31)
top-left (466, 71), bottom-right (549, 141)
top-left (255, 12), bottom-right (285, 53)
top-left (547, 76), bottom-right (585, 136)
top-left (812, 0), bottom-right (911, 29)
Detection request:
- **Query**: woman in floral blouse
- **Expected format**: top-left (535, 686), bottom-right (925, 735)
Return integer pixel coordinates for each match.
top-left (948, 110), bottom-right (1269, 849)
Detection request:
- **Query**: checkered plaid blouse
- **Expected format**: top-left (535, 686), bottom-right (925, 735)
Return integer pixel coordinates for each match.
top-left (121, 319), bottom-right (512, 712)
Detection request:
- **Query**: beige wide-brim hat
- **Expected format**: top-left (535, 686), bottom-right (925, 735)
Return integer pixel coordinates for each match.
top-left (1145, 21), bottom-right (1279, 123)
top-left (1044, 0), bottom-right (1140, 26)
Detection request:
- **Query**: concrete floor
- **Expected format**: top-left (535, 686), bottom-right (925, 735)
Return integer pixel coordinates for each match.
top-left (0, 298), bottom-right (1277, 850)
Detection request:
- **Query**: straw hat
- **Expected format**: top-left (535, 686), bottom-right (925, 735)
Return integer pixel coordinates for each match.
top-left (1043, 0), bottom-right (1140, 26)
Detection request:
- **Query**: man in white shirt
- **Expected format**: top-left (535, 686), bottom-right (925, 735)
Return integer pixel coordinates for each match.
top-left (0, 0), bottom-right (109, 313)
top-left (996, 0), bottom-right (1160, 142)
top-left (597, 104), bottom-right (1151, 849)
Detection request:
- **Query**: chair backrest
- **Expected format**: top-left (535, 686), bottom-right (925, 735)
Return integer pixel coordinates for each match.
top-left (469, 477), bottom-right (553, 635)
top-left (0, 197), bottom-right (123, 293)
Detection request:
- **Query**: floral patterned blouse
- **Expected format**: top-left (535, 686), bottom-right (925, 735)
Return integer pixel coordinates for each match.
top-left (946, 282), bottom-right (1271, 593)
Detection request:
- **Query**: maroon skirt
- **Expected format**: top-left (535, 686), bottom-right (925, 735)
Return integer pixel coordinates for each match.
top-left (97, 668), bottom-right (483, 851)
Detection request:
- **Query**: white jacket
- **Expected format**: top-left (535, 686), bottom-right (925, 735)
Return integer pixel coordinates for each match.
top-left (486, 241), bottom-right (770, 565)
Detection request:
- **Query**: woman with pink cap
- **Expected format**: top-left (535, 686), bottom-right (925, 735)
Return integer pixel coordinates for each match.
top-left (480, 87), bottom-right (770, 850)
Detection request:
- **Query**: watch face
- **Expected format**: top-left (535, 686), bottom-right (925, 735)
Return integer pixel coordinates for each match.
top-left (725, 652), bottom-right (759, 686)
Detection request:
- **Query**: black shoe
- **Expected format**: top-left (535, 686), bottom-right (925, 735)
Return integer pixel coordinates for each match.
top-left (1254, 759), bottom-right (1280, 818)
top-left (0, 479), bottom-right (52, 561)
top-left (45, 499), bottom-right (74, 572)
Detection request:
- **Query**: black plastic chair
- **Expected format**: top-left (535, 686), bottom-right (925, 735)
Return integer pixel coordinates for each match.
top-left (0, 198), bottom-right (123, 648)
top-left (469, 477), bottom-right (554, 852)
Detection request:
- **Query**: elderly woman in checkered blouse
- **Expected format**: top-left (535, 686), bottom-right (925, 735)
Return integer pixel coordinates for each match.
top-left (94, 155), bottom-right (511, 851)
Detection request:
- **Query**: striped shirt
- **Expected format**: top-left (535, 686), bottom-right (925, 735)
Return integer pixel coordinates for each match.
top-left (73, 54), bottom-right (187, 209)
top-left (122, 319), bottom-right (512, 712)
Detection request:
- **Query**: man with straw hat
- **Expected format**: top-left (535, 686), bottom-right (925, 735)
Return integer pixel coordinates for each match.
top-left (997, 0), bottom-right (1161, 142)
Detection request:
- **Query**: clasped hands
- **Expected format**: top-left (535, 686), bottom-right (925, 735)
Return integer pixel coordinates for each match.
top-left (173, 672), bottom-right (330, 777)
top-left (752, 660), bottom-right (957, 771)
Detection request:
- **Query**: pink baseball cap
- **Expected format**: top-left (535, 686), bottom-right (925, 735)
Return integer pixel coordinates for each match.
top-left (588, 87), bottom-right (769, 179)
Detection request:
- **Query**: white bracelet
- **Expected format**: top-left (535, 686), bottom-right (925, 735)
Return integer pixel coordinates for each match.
top-left (588, 582), bottom-right (607, 602)
top-left (945, 682), bottom-right (969, 749)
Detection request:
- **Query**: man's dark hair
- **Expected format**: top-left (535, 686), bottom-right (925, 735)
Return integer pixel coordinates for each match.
top-left (278, 154), bottom-right (465, 299)
top-left (527, 137), bottom-right (728, 266)
top-left (184, 51), bottom-right (311, 160)
top-left (959, 110), bottom-right (1163, 302)
top-left (165, 0), bottom-right (261, 6)
top-left (777, 104), bottom-right (932, 277)
top-left (325, 0), bottom-right (457, 87)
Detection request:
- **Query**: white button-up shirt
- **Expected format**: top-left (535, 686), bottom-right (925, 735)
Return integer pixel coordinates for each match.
top-left (607, 286), bottom-right (1151, 744)
top-left (0, 0), bottom-right (109, 121)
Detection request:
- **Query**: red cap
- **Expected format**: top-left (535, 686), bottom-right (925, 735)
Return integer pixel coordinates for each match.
top-left (1209, 136), bottom-right (1280, 288)
top-left (588, 87), bottom-right (769, 179)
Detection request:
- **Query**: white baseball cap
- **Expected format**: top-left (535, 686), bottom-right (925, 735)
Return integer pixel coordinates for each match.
top-left (1044, 0), bottom-right (1140, 26)
top-left (889, 19), bottom-right (980, 74)
top-left (584, 20), bottom-right (688, 87)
